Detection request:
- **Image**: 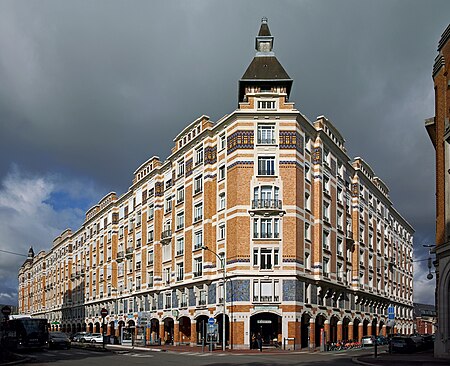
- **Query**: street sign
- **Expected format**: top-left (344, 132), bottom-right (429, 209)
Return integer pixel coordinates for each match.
top-left (100, 308), bottom-right (108, 318)
top-left (208, 317), bottom-right (215, 325)
top-left (1, 306), bottom-right (11, 317)
top-left (388, 306), bottom-right (395, 320)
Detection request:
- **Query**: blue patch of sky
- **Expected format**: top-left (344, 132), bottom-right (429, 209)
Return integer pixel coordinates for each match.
top-left (44, 190), bottom-right (93, 212)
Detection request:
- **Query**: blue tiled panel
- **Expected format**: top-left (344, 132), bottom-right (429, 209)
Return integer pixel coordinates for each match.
top-left (158, 293), bottom-right (163, 310)
top-left (172, 290), bottom-right (178, 308)
top-left (189, 288), bottom-right (196, 307)
top-left (282, 279), bottom-right (304, 302)
top-left (208, 283), bottom-right (216, 304)
top-left (227, 280), bottom-right (250, 302)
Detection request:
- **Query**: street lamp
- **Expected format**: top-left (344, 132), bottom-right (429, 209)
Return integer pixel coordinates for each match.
top-left (423, 244), bottom-right (436, 280)
top-left (202, 245), bottom-right (226, 351)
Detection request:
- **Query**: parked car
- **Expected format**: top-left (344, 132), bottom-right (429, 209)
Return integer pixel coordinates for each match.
top-left (376, 335), bottom-right (388, 345)
top-left (421, 334), bottom-right (435, 349)
top-left (391, 336), bottom-right (417, 353)
top-left (71, 332), bottom-right (89, 342)
top-left (361, 335), bottom-right (376, 346)
top-left (81, 333), bottom-right (104, 343)
top-left (48, 332), bottom-right (71, 349)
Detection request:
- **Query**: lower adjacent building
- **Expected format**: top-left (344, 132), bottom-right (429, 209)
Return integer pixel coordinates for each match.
top-left (413, 303), bottom-right (436, 335)
top-left (425, 23), bottom-right (450, 358)
top-left (19, 19), bottom-right (414, 349)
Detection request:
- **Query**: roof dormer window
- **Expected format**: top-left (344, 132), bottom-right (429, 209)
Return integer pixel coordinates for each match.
top-left (257, 100), bottom-right (276, 110)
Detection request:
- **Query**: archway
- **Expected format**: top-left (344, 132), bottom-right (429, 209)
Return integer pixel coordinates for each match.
top-left (250, 312), bottom-right (282, 347)
top-left (314, 314), bottom-right (326, 348)
top-left (77, 323), bottom-right (82, 332)
top-left (330, 316), bottom-right (339, 343)
top-left (301, 313), bottom-right (311, 348)
top-left (196, 315), bottom-right (208, 344)
top-left (215, 313), bottom-right (230, 348)
top-left (362, 319), bottom-right (369, 337)
top-left (150, 319), bottom-right (159, 344)
top-left (163, 317), bottom-right (174, 345)
top-left (378, 320), bottom-right (385, 336)
top-left (118, 321), bottom-right (125, 343)
top-left (342, 317), bottom-right (351, 341)
top-left (371, 318), bottom-right (377, 336)
top-left (88, 323), bottom-right (93, 333)
top-left (95, 322), bottom-right (101, 333)
top-left (178, 316), bottom-right (191, 345)
top-left (353, 318), bottom-right (360, 341)
top-left (109, 321), bottom-right (115, 337)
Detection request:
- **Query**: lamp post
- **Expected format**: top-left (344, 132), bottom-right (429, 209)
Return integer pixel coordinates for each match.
top-left (423, 244), bottom-right (436, 280)
top-left (202, 245), bottom-right (226, 351)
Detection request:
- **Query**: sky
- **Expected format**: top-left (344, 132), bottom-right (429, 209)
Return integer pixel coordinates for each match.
top-left (0, 0), bottom-right (447, 306)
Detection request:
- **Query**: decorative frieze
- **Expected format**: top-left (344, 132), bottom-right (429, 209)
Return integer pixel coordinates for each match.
top-left (227, 131), bottom-right (254, 154)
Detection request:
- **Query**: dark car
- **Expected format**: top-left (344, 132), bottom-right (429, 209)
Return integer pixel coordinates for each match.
top-left (391, 336), bottom-right (417, 353)
top-left (49, 332), bottom-right (71, 349)
top-left (376, 335), bottom-right (388, 345)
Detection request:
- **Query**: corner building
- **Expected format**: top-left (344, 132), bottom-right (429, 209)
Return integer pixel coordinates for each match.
top-left (19, 19), bottom-right (414, 349)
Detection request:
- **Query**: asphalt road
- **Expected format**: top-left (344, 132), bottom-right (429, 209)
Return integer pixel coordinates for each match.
top-left (22, 346), bottom-right (381, 366)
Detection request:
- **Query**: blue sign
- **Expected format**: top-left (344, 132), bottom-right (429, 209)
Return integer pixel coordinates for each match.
top-left (208, 317), bottom-right (215, 325)
top-left (388, 306), bottom-right (395, 320)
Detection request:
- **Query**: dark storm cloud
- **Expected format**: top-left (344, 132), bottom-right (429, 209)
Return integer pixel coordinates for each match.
top-left (0, 0), bottom-right (448, 305)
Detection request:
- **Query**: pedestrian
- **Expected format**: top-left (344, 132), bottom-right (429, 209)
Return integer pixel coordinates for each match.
top-left (251, 334), bottom-right (256, 349)
top-left (257, 333), bottom-right (262, 352)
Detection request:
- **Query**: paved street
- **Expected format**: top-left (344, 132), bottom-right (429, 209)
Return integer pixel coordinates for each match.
top-left (22, 346), bottom-right (379, 366)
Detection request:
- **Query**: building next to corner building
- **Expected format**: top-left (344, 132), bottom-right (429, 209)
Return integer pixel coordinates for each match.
top-left (425, 23), bottom-right (450, 359)
top-left (19, 19), bottom-right (414, 350)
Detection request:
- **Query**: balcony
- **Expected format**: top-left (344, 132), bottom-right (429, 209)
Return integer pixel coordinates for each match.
top-left (249, 199), bottom-right (284, 217)
top-left (161, 230), bottom-right (172, 244)
top-left (116, 251), bottom-right (125, 262)
top-left (254, 232), bottom-right (280, 239)
top-left (125, 247), bottom-right (134, 258)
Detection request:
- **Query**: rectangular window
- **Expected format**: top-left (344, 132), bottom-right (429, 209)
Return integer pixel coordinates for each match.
top-left (305, 222), bottom-right (311, 241)
top-left (176, 186), bottom-right (184, 204)
top-left (147, 250), bottom-right (154, 266)
top-left (195, 146), bottom-right (204, 165)
top-left (148, 204), bottom-right (154, 220)
top-left (176, 262), bottom-right (184, 281)
top-left (305, 163), bottom-right (312, 182)
top-left (323, 201), bottom-right (330, 222)
top-left (218, 165), bottom-right (226, 180)
top-left (323, 176), bottom-right (330, 195)
top-left (323, 257), bottom-right (330, 277)
top-left (323, 230), bottom-right (330, 250)
top-left (162, 242), bottom-right (171, 262)
top-left (176, 237), bottom-right (184, 256)
top-left (194, 257), bottom-right (203, 277)
top-left (165, 196), bottom-right (172, 213)
top-left (257, 100), bottom-right (276, 110)
top-left (194, 175), bottom-right (203, 194)
top-left (219, 133), bottom-right (226, 151)
top-left (257, 124), bottom-right (276, 144)
top-left (253, 279), bottom-right (280, 302)
top-left (218, 223), bottom-right (225, 240)
top-left (253, 247), bottom-right (279, 269)
top-left (253, 217), bottom-right (280, 238)
top-left (176, 211), bottom-right (184, 230)
top-left (258, 156), bottom-right (275, 176)
top-left (194, 202), bottom-right (203, 222)
top-left (219, 192), bottom-right (226, 210)
top-left (305, 192), bottom-right (311, 211)
top-left (165, 292), bottom-right (172, 309)
top-left (194, 231), bottom-right (203, 249)
top-left (177, 159), bottom-right (184, 177)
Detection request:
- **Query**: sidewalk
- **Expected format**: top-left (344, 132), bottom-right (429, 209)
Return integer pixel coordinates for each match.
top-left (354, 349), bottom-right (449, 366)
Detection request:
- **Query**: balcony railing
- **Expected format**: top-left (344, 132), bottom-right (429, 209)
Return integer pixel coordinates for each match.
top-left (117, 251), bottom-right (124, 260)
top-left (161, 230), bottom-right (172, 243)
top-left (125, 247), bottom-right (133, 258)
top-left (253, 232), bottom-right (280, 239)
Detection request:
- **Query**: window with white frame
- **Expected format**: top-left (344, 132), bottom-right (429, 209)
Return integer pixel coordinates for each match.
top-left (176, 237), bottom-right (184, 256)
top-left (176, 211), bottom-right (184, 230)
top-left (253, 279), bottom-right (280, 302)
top-left (218, 223), bottom-right (225, 240)
top-left (305, 251), bottom-right (311, 270)
top-left (219, 192), bottom-right (225, 210)
top-left (194, 202), bottom-right (203, 222)
top-left (165, 196), bottom-right (172, 213)
top-left (147, 271), bottom-right (154, 287)
top-left (177, 159), bottom-right (184, 177)
top-left (323, 257), bottom-right (330, 277)
top-left (194, 257), bottom-right (203, 277)
top-left (176, 262), bottom-right (184, 281)
top-left (194, 175), bottom-right (203, 194)
top-left (180, 290), bottom-right (188, 307)
top-left (195, 146), bottom-right (204, 165)
top-left (219, 133), bottom-right (226, 151)
top-left (257, 100), bottom-right (276, 110)
top-left (305, 222), bottom-right (311, 241)
top-left (199, 289), bottom-right (207, 305)
top-left (323, 230), bottom-right (330, 250)
top-left (176, 186), bottom-right (184, 204)
top-left (257, 156), bottom-right (275, 175)
top-left (323, 175), bottom-right (330, 195)
top-left (337, 237), bottom-right (343, 255)
top-left (194, 230), bottom-right (203, 249)
top-left (148, 226), bottom-right (154, 242)
top-left (337, 210), bottom-right (343, 230)
top-left (147, 250), bottom-right (154, 266)
top-left (253, 247), bottom-right (279, 269)
top-left (323, 201), bottom-right (330, 222)
top-left (257, 124), bottom-right (276, 144)
top-left (305, 135), bottom-right (312, 152)
top-left (148, 204), bottom-right (154, 220)
top-left (162, 242), bottom-right (171, 262)
top-left (305, 192), bottom-right (311, 211)
top-left (253, 185), bottom-right (280, 208)
top-left (163, 267), bottom-right (171, 285)
top-left (337, 186), bottom-right (343, 203)
top-left (305, 163), bottom-right (312, 182)
top-left (337, 262), bottom-right (343, 281)
top-left (253, 217), bottom-right (280, 238)
top-left (164, 292), bottom-right (172, 309)
top-left (218, 165), bottom-right (226, 180)
top-left (323, 148), bottom-right (330, 165)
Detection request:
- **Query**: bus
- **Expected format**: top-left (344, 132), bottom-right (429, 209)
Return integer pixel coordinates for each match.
top-left (2, 315), bottom-right (49, 350)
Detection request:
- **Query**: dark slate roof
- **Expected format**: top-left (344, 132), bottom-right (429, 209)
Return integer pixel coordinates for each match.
top-left (241, 56), bottom-right (291, 80)
top-left (413, 303), bottom-right (436, 317)
top-left (258, 22), bottom-right (271, 37)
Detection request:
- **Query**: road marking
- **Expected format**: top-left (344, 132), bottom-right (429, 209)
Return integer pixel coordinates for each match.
top-left (123, 353), bottom-right (154, 358)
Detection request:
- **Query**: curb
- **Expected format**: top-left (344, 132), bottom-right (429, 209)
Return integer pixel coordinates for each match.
top-left (352, 356), bottom-right (377, 366)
